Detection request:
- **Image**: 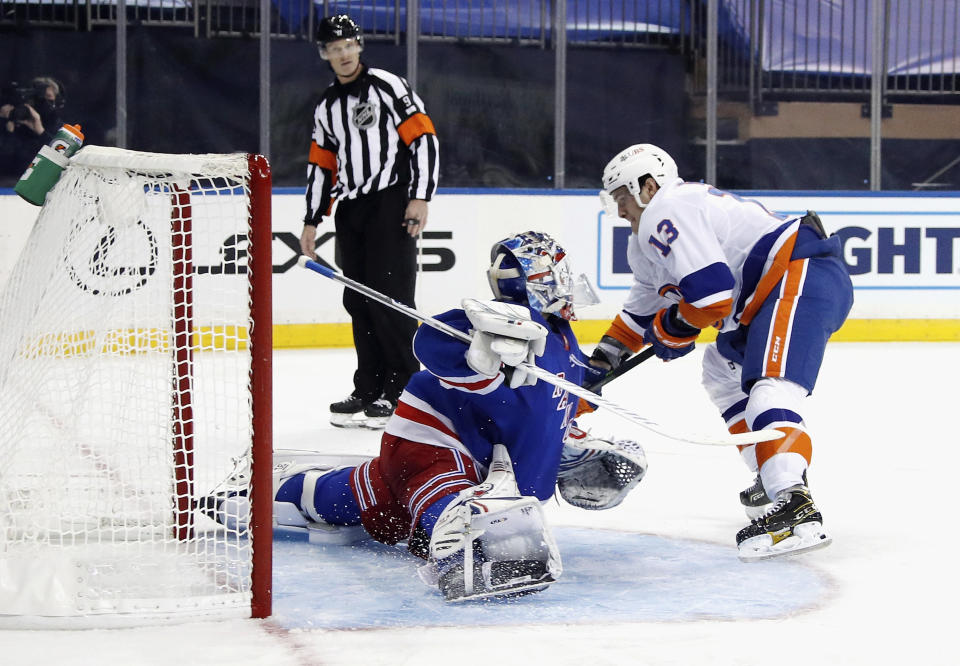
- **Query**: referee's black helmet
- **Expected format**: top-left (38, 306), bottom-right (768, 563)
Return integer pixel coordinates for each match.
top-left (317, 14), bottom-right (363, 45)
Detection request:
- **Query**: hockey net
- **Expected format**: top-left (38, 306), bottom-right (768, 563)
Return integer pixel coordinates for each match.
top-left (0, 147), bottom-right (272, 627)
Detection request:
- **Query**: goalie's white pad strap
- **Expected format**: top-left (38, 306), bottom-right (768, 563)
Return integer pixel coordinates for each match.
top-left (429, 444), bottom-right (521, 564)
top-left (300, 470), bottom-right (327, 524)
top-left (274, 501), bottom-right (309, 527)
top-left (273, 449), bottom-right (373, 474)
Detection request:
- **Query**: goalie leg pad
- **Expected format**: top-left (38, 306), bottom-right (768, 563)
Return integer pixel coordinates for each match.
top-left (437, 542), bottom-right (556, 603)
top-left (430, 493), bottom-right (561, 602)
top-left (426, 444), bottom-right (562, 602)
top-left (197, 449), bottom-right (372, 533)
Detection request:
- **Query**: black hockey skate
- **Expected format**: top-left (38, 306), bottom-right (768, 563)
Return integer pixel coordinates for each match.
top-left (736, 484), bottom-right (831, 562)
top-left (739, 474), bottom-right (769, 507)
top-left (361, 396), bottom-right (396, 430)
top-left (329, 393), bottom-right (370, 428)
top-left (739, 470), bottom-right (807, 519)
top-left (195, 454), bottom-right (250, 532)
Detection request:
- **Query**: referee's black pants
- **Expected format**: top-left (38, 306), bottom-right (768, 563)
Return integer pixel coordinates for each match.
top-left (334, 184), bottom-right (420, 404)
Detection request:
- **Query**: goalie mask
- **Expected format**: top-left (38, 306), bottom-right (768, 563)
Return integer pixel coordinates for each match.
top-left (600, 143), bottom-right (678, 216)
top-left (487, 231), bottom-right (599, 321)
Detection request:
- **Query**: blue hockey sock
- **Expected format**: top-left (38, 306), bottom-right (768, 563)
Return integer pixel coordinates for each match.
top-left (275, 474), bottom-right (304, 504)
top-left (312, 467), bottom-right (362, 525)
top-left (418, 493), bottom-right (458, 537)
top-left (277, 468), bottom-right (362, 526)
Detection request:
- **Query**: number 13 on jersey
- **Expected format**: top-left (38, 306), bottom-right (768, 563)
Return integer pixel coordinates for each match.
top-left (649, 219), bottom-right (679, 257)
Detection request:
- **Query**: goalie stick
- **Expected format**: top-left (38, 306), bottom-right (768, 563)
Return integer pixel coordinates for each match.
top-left (298, 256), bottom-right (782, 447)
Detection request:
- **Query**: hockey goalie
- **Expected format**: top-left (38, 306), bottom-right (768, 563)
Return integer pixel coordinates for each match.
top-left (199, 231), bottom-right (647, 601)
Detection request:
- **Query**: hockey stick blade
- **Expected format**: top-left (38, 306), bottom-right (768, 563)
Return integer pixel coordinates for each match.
top-left (298, 256), bottom-right (782, 447)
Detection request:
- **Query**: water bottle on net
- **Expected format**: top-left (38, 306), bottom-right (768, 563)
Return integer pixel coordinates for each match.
top-left (15, 123), bottom-right (85, 206)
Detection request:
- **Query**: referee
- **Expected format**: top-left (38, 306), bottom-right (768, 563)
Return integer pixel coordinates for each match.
top-left (300, 14), bottom-right (440, 430)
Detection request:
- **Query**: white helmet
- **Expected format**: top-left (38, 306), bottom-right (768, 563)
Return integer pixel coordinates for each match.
top-left (600, 144), bottom-right (678, 214)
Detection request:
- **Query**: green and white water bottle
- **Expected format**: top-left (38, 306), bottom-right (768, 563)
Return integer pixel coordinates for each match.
top-left (15, 123), bottom-right (85, 206)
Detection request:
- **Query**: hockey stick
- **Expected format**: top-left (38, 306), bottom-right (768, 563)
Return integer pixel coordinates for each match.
top-left (581, 289), bottom-right (684, 392)
top-left (298, 256), bottom-right (782, 447)
top-left (583, 347), bottom-right (655, 393)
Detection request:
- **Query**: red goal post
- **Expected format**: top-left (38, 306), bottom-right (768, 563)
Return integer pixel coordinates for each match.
top-left (0, 147), bottom-right (272, 627)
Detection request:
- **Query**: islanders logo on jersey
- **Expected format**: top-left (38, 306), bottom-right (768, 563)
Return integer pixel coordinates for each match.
top-left (351, 102), bottom-right (379, 130)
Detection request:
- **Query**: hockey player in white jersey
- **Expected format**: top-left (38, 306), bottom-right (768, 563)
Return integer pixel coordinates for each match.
top-left (593, 144), bottom-right (853, 561)
top-left (200, 231), bottom-right (648, 601)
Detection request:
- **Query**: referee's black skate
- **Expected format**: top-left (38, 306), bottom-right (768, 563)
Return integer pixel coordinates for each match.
top-left (329, 393), bottom-right (370, 428)
top-left (362, 396), bottom-right (396, 430)
top-left (736, 484), bottom-right (831, 562)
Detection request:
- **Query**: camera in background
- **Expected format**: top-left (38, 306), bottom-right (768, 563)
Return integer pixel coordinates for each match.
top-left (2, 78), bottom-right (65, 126)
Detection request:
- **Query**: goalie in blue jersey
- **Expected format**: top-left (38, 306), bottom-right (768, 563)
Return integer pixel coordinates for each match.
top-left (202, 231), bottom-right (648, 602)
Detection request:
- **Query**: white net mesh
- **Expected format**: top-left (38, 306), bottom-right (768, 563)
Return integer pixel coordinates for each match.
top-left (0, 147), bottom-right (267, 626)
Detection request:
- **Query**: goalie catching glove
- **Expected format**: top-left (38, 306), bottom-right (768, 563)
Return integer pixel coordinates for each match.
top-left (463, 298), bottom-right (548, 388)
top-left (557, 424), bottom-right (647, 510)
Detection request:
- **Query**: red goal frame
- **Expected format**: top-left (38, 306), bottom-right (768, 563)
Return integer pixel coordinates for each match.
top-left (170, 153), bottom-right (273, 618)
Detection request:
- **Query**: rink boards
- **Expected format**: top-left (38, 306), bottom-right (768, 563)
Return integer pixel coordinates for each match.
top-left (3, 188), bottom-right (959, 344)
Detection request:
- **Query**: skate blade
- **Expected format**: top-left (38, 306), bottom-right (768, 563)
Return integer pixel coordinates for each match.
top-left (274, 523), bottom-right (368, 546)
top-left (361, 416), bottom-right (390, 430)
top-left (444, 578), bottom-right (555, 603)
top-left (738, 522), bottom-right (832, 563)
top-left (330, 413), bottom-right (369, 428)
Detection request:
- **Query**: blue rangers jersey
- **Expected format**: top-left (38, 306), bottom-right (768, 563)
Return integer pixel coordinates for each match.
top-left (384, 306), bottom-right (594, 501)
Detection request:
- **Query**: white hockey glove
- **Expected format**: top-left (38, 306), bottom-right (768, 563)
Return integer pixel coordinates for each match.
top-left (557, 425), bottom-right (647, 510)
top-left (463, 298), bottom-right (548, 388)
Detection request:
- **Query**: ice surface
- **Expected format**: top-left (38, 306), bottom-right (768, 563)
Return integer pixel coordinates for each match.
top-left (5, 343), bottom-right (958, 665)
top-left (271, 529), bottom-right (828, 630)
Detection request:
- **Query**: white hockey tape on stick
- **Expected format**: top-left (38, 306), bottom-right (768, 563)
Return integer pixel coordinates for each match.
top-left (298, 256), bottom-right (783, 447)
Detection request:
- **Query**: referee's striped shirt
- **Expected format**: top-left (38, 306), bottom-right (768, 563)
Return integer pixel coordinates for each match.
top-left (305, 65), bottom-right (440, 224)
